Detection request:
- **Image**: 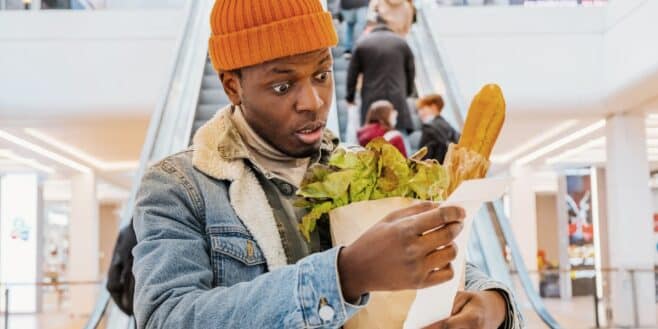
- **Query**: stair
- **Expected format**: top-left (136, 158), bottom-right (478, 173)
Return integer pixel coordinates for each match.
top-left (190, 59), bottom-right (231, 141)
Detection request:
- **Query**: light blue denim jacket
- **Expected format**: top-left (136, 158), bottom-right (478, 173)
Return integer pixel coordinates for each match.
top-left (132, 108), bottom-right (523, 329)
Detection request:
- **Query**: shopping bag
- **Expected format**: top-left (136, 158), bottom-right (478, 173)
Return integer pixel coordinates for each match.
top-left (329, 178), bottom-right (508, 329)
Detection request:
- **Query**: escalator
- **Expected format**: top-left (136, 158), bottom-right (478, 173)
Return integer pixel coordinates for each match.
top-left (86, 0), bottom-right (561, 328)
top-left (409, 3), bottom-right (562, 328)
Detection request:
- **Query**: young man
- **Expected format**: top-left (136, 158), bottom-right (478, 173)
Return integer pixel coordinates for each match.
top-left (132, 1), bottom-right (522, 328)
top-left (417, 94), bottom-right (461, 163)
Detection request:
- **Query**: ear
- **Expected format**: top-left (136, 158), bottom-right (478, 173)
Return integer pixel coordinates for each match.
top-left (219, 71), bottom-right (243, 105)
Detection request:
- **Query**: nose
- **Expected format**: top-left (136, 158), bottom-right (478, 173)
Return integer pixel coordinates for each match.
top-left (295, 79), bottom-right (324, 113)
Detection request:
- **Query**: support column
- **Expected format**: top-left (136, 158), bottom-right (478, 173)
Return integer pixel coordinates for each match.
top-left (555, 175), bottom-right (572, 300)
top-left (509, 165), bottom-right (539, 288)
top-left (605, 113), bottom-right (656, 327)
top-left (68, 173), bottom-right (99, 317)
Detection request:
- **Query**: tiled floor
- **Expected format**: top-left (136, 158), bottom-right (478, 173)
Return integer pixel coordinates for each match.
top-left (3, 298), bottom-right (658, 329)
top-left (523, 296), bottom-right (658, 329)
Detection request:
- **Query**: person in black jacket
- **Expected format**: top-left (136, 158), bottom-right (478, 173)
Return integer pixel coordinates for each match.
top-left (417, 94), bottom-right (460, 163)
top-left (346, 22), bottom-right (416, 133)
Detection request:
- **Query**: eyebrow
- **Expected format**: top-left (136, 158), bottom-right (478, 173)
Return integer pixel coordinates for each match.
top-left (270, 54), bottom-right (333, 75)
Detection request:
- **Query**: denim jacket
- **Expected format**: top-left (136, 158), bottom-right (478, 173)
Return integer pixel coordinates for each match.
top-left (132, 108), bottom-right (524, 329)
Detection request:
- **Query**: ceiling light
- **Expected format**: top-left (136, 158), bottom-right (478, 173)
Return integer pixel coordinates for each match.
top-left (0, 129), bottom-right (91, 173)
top-left (0, 149), bottom-right (55, 174)
top-left (24, 128), bottom-right (138, 172)
top-left (490, 120), bottom-right (579, 164)
top-left (515, 120), bottom-right (606, 166)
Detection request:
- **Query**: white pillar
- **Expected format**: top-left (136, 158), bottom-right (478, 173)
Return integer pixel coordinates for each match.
top-left (68, 173), bottom-right (99, 316)
top-left (605, 113), bottom-right (656, 327)
top-left (509, 165), bottom-right (539, 288)
top-left (555, 175), bottom-right (572, 300)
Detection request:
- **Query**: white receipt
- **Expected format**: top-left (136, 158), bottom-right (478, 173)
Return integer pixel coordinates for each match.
top-left (403, 178), bottom-right (509, 329)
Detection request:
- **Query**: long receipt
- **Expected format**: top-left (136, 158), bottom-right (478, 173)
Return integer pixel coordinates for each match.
top-left (403, 178), bottom-right (509, 329)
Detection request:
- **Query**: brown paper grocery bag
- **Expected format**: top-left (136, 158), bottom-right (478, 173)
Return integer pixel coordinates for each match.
top-left (329, 197), bottom-right (422, 329)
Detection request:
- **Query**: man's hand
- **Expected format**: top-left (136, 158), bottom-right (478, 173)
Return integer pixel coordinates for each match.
top-left (338, 202), bottom-right (465, 302)
top-left (424, 291), bottom-right (507, 329)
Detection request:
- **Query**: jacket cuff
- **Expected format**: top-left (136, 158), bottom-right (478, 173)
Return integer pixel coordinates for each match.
top-left (467, 281), bottom-right (524, 329)
top-left (296, 247), bottom-right (369, 327)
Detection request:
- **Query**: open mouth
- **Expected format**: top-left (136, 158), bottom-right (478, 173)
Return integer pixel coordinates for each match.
top-left (295, 122), bottom-right (325, 145)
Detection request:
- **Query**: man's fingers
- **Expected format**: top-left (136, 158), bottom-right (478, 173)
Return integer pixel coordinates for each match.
top-left (423, 243), bottom-right (457, 272)
top-left (419, 223), bottom-right (463, 253)
top-left (422, 263), bottom-right (455, 288)
top-left (450, 291), bottom-right (473, 316)
top-left (441, 311), bottom-right (480, 329)
top-left (409, 206), bottom-right (465, 235)
top-left (383, 201), bottom-right (438, 223)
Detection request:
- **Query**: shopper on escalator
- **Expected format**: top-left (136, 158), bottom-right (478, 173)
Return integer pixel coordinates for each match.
top-left (357, 100), bottom-right (408, 156)
top-left (346, 18), bottom-right (416, 133)
top-left (130, 1), bottom-right (523, 328)
top-left (339, 0), bottom-right (369, 54)
top-left (368, 0), bottom-right (415, 37)
top-left (417, 94), bottom-right (461, 163)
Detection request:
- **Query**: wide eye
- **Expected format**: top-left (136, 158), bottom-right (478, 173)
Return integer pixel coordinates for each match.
top-left (272, 82), bottom-right (291, 95)
top-left (315, 71), bottom-right (331, 82)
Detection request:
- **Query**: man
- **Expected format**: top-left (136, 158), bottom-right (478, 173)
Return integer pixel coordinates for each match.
top-left (346, 18), bottom-right (415, 133)
top-left (132, 1), bottom-right (522, 328)
top-left (339, 0), bottom-right (369, 53)
top-left (417, 94), bottom-right (461, 163)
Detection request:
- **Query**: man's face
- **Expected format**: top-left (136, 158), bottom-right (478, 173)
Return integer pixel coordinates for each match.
top-left (221, 49), bottom-right (334, 158)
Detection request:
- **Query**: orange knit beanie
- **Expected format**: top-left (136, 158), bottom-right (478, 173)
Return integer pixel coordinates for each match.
top-left (208, 0), bottom-right (339, 72)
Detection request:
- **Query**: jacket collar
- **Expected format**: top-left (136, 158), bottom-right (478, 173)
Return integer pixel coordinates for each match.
top-left (372, 24), bottom-right (393, 33)
top-left (190, 105), bottom-right (337, 269)
top-left (192, 105), bottom-right (337, 181)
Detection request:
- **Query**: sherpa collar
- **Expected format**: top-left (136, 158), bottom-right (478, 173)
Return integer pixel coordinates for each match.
top-left (191, 105), bottom-right (337, 269)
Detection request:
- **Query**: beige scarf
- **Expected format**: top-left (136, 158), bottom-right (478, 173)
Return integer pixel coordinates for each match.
top-left (231, 106), bottom-right (310, 186)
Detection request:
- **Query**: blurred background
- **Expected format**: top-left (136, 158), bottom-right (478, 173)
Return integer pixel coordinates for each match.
top-left (1, 0), bottom-right (658, 328)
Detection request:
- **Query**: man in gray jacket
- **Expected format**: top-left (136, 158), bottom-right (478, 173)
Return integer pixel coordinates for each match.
top-left (131, 0), bottom-right (523, 328)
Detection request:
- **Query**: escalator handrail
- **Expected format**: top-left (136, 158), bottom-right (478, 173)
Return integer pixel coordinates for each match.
top-left (415, 3), bottom-right (562, 328)
top-left (85, 1), bottom-right (202, 328)
top-left (118, 0), bottom-right (204, 228)
top-left (415, 3), bottom-right (467, 128)
top-left (492, 201), bottom-right (563, 329)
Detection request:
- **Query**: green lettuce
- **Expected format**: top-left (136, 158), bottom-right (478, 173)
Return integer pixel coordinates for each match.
top-left (296, 138), bottom-right (449, 240)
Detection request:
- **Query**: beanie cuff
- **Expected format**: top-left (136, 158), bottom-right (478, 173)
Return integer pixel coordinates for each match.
top-left (209, 11), bottom-right (338, 72)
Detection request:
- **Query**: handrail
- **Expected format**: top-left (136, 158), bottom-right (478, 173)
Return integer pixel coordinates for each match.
top-left (415, 3), bottom-right (467, 128)
top-left (84, 0), bottom-right (210, 328)
top-left (413, 3), bottom-right (562, 328)
top-left (491, 201), bottom-right (562, 328)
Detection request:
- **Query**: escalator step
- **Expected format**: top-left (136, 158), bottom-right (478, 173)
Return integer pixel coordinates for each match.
top-left (333, 58), bottom-right (349, 71)
top-left (196, 104), bottom-right (221, 121)
top-left (199, 89), bottom-right (230, 105)
top-left (334, 71), bottom-right (347, 84)
top-left (202, 75), bottom-right (222, 89)
top-left (204, 63), bottom-right (216, 75)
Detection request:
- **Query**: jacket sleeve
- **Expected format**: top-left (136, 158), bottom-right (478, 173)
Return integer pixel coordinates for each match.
top-left (346, 47), bottom-right (361, 103)
top-left (405, 44), bottom-right (416, 97)
top-left (132, 163), bottom-right (367, 329)
top-left (465, 263), bottom-right (525, 329)
top-left (419, 125), bottom-right (444, 162)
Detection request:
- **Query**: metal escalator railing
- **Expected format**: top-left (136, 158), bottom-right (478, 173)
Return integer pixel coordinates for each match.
top-left (411, 2), bottom-right (562, 328)
top-left (84, 0), bottom-right (214, 328)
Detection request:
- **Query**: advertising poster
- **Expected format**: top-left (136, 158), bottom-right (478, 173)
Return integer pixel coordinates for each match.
top-left (565, 171), bottom-right (596, 296)
top-left (0, 174), bottom-right (39, 313)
